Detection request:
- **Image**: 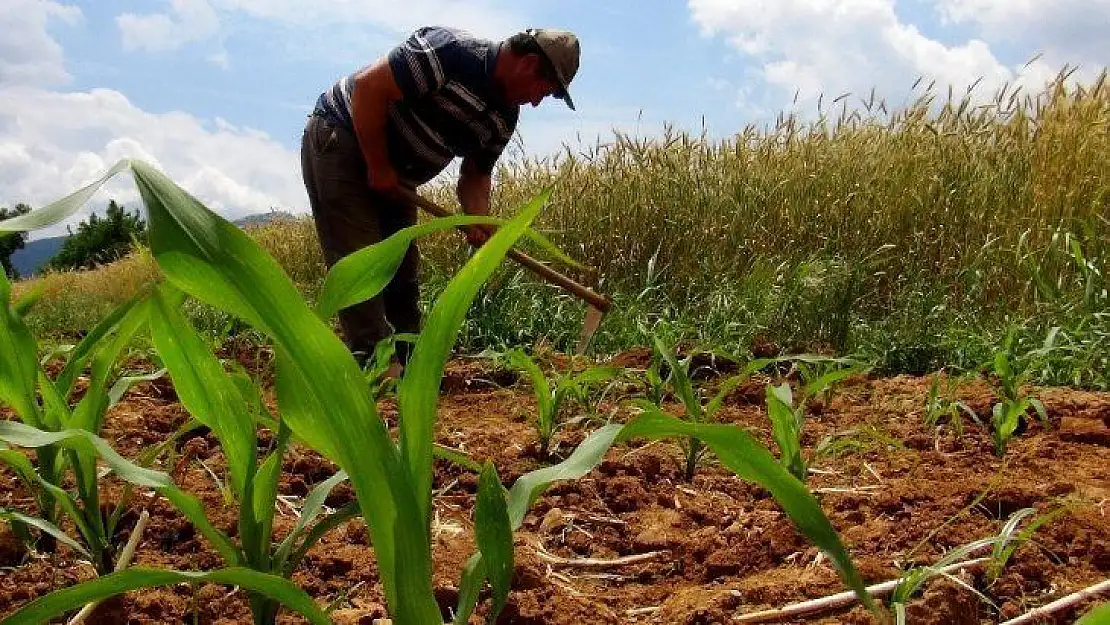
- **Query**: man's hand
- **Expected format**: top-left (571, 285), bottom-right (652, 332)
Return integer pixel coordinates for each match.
top-left (464, 223), bottom-right (490, 247)
top-left (368, 163), bottom-right (400, 196)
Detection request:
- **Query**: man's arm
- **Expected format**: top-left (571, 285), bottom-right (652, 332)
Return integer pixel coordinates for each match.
top-left (457, 157), bottom-right (493, 245)
top-left (351, 58), bottom-right (403, 193)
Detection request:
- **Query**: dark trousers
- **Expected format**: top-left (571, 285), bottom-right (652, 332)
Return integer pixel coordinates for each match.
top-left (300, 114), bottom-right (420, 363)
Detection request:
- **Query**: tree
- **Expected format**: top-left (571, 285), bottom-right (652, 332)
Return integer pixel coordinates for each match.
top-left (0, 203), bottom-right (33, 279)
top-left (48, 200), bottom-right (147, 271)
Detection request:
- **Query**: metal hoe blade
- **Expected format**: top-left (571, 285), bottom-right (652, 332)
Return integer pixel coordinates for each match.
top-left (575, 305), bottom-right (605, 355)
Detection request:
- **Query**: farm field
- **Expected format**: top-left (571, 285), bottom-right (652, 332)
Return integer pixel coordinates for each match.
top-left (1, 72), bottom-right (1108, 624)
top-left (1, 348), bottom-right (1107, 624)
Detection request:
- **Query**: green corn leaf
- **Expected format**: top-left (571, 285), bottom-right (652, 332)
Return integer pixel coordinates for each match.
top-left (272, 348), bottom-right (430, 619)
top-left (250, 421), bottom-right (291, 571)
top-left (36, 368), bottom-right (69, 435)
top-left (0, 510), bottom-right (92, 561)
top-left (1029, 397), bottom-right (1050, 426)
top-left (0, 448), bottom-right (40, 496)
top-left (518, 227), bottom-right (588, 274)
top-left (652, 336), bottom-right (701, 421)
top-left (0, 271), bottom-right (42, 427)
top-left (274, 470), bottom-right (348, 572)
top-left (475, 462), bottom-right (514, 622)
top-left (766, 383), bottom-right (806, 482)
top-left (453, 553), bottom-right (485, 625)
top-left (56, 288), bottom-right (148, 400)
top-left (706, 358), bottom-right (777, 418)
top-left (0, 421), bottom-right (240, 565)
top-left (148, 286), bottom-right (256, 500)
top-left (70, 296), bottom-right (151, 433)
top-left (398, 188), bottom-right (551, 527)
top-left (616, 409), bottom-right (876, 615)
top-left (506, 423), bottom-right (624, 529)
top-left (459, 424), bottom-right (625, 623)
top-left (433, 444), bottom-right (484, 474)
top-left (107, 369), bottom-right (167, 409)
top-left (228, 370), bottom-right (281, 433)
top-left (315, 214), bottom-right (507, 320)
top-left (0, 160), bottom-right (131, 234)
top-left (0, 422), bottom-right (170, 489)
top-left (504, 349), bottom-right (554, 439)
top-left (803, 362), bottom-right (869, 399)
top-left (282, 501), bottom-right (360, 577)
top-left (0, 567), bottom-right (333, 625)
top-left (0, 445), bottom-right (83, 544)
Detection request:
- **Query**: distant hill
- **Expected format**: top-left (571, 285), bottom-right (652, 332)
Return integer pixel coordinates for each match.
top-left (233, 210), bottom-right (300, 228)
top-left (9, 236), bottom-right (65, 278)
top-left (7, 211), bottom-right (301, 278)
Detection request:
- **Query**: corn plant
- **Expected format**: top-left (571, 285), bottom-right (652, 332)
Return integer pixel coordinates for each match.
top-left (0, 283), bottom-right (327, 623)
top-left (0, 160), bottom-right (640, 624)
top-left (765, 382), bottom-right (808, 483)
top-left (635, 336), bottom-right (776, 481)
top-left (792, 355), bottom-right (871, 406)
top-left (889, 506), bottom-right (1066, 624)
top-left (500, 348), bottom-right (621, 457)
top-left (987, 331), bottom-right (1051, 455)
top-left (923, 370), bottom-right (981, 437)
top-left (0, 275), bottom-right (171, 573)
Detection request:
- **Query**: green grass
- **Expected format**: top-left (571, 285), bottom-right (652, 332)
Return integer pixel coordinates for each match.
top-left (13, 67), bottom-right (1110, 389)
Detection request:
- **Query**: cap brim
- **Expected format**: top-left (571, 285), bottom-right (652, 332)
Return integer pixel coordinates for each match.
top-left (559, 90), bottom-right (575, 110)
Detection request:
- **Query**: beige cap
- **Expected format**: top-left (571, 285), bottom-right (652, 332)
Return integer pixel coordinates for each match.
top-left (527, 28), bottom-right (579, 110)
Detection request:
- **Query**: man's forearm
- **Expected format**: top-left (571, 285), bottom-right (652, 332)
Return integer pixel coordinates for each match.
top-left (351, 59), bottom-right (401, 181)
top-left (457, 173), bottom-right (492, 216)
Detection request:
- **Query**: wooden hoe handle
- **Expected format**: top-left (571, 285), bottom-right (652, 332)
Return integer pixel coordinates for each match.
top-left (402, 190), bottom-right (612, 313)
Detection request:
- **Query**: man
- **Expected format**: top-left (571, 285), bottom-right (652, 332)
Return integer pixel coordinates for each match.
top-left (301, 26), bottom-right (580, 368)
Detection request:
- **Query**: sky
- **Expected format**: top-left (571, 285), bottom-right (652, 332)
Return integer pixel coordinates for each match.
top-left (1, 0), bottom-right (1108, 238)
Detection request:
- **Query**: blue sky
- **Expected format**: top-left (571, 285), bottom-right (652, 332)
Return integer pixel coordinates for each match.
top-left (2, 0), bottom-right (1107, 237)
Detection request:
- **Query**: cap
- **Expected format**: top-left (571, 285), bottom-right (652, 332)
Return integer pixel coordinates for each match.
top-left (527, 28), bottom-right (579, 110)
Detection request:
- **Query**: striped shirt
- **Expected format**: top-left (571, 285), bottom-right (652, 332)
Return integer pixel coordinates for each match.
top-left (313, 26), bottom-right (519, 185)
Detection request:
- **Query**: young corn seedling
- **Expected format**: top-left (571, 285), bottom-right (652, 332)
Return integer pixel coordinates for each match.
top-left (792, 355), bottom-right (872, 406)
top-left (987, 332), bottom-right (1051, 456)
top-left (889, 505), bottom-right (1067, 624)
top-left (0, 285), bottom-right (326, 623)
top-left (923, 370), bottom-right (981, 438)
top-left (636, 336), bottom-right (776, 481)
top-left (765, 382), bottom-right (808, 483)
top-left (0, 275), bottom-right (177, 574)
top-left (500, 348), bottom-right (621, 458)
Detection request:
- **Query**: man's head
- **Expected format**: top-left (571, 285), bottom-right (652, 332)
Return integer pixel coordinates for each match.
top-left (496, 28), bottom-right (579, 109)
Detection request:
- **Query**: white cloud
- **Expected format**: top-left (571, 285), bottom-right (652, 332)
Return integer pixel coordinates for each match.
top-left (0, 2), bottom-right (306, 240)
top-left (211, 0), bottom-right (524, 40)
top-left (116, 0), bottom-right (525, 58)
top-left (0, 86), bottom-right (306, 239)
top-left (0, 0), bottom-right (81, 87)
top-left (686, 0), bottom-right (1081, 114)
top-left (117, 0), bottom-right (221, 53)
top-left (935, 0), bottom-right (1110, 83)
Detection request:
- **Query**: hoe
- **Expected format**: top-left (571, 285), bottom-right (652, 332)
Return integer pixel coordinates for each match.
top-left (400, 188), bottom-right (611, 354)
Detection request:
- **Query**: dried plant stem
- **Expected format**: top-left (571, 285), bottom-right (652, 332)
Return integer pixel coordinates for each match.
top-left (999, 579), bottom-right (1110, 625)
top-left (68, 509), bottom-right (151, 625)
top-left (534, 546), bottom-right (668, 569)
top-left (734, 557), bottom-right (989, 623)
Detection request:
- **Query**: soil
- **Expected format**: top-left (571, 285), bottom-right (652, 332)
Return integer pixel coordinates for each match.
top-left (1, 350), bottom-right (1108, 624)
